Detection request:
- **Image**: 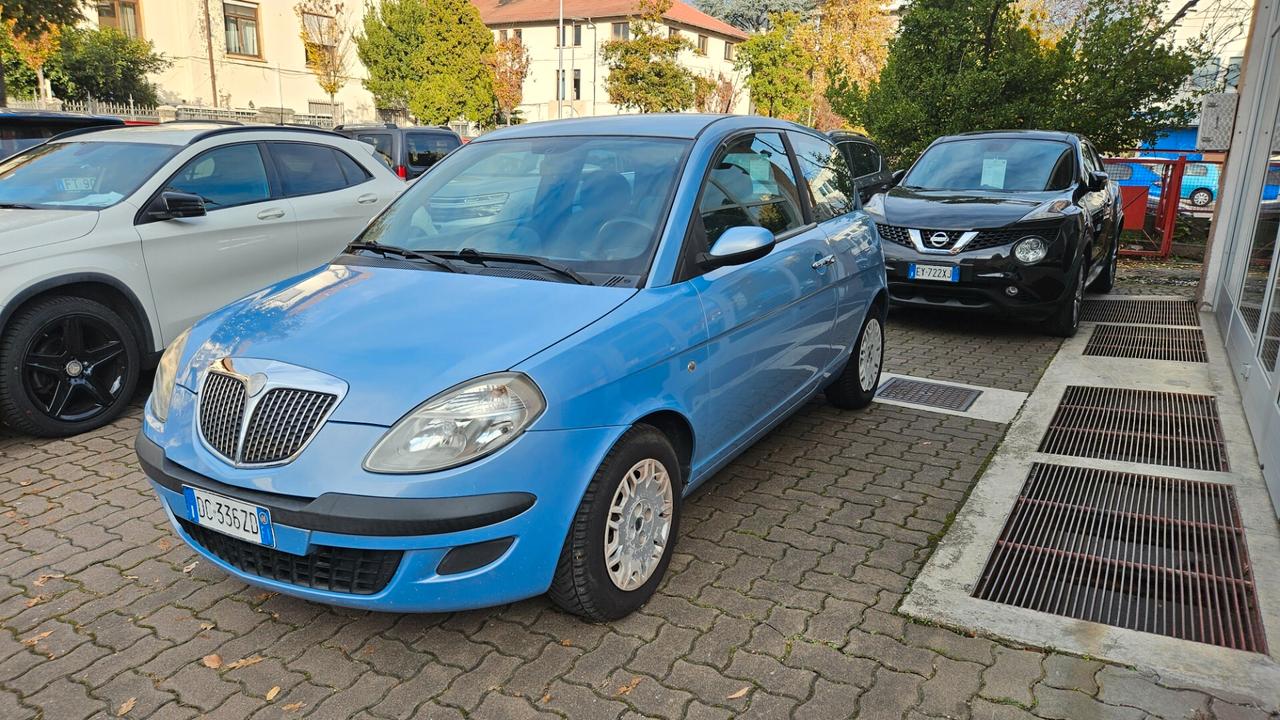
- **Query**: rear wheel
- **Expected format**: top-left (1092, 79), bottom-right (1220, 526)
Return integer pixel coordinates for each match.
top-left (1047, 263), bottom-right (1085, 338)
top-left (0, 296), bottom-right (140, 437)
top-left (825, 305), bottom-right (885, 410)
top-left (1190, 188), bottom-right (1213, 207)
top-left (549, 425), bottom-right (682, 621)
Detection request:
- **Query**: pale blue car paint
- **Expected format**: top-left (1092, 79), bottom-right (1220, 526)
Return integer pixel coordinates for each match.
top-left (141, 114), bottom-right (887, 612)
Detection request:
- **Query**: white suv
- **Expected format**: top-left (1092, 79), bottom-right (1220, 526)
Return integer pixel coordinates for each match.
top-left (0, 122), bottom-right (403, 436)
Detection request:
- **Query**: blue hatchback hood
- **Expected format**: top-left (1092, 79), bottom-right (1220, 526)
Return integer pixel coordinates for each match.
top-left (183, 263), bottom-right (636, 425)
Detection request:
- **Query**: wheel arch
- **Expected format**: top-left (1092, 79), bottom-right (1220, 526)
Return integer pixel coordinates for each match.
top-left (1, 274), bottom-right (157, 362)
top-left (633, 409), bottom-right (695, 485)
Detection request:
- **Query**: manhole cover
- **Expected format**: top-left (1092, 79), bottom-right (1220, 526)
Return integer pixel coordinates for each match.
top-left (974, 463), bottom-right (1266, 653)
top-left (1038, 386), bottom-right (1228, 472)
top-left (877, 377), bottom-right (982, 411)
top-left (1081, 299), bottom-right (1200, 326)
top-left (1083, 325), bottom-right (1208, 363)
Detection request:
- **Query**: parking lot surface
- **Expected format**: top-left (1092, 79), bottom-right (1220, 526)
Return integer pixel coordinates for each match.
top-left (1, 302), bottom-right (1273, 719)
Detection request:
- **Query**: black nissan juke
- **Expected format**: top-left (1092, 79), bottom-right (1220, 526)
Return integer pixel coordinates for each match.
top-left (865, 130), bottom-right (1122, 336)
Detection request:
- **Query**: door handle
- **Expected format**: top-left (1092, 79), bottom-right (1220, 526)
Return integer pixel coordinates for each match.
top-left (356, 193), bottom-right (379, 204)
top-left (256, 208), bottom-right (286, 220)
top-left (811, 254), bottom-right (836, 270)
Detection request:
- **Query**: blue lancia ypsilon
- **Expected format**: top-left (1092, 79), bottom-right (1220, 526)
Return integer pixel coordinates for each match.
top-left (138, 114), bottom-right (887, 620)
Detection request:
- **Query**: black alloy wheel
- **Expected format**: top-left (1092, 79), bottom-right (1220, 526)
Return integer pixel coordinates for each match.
top-left (0, 296), bottom-right (140, 436)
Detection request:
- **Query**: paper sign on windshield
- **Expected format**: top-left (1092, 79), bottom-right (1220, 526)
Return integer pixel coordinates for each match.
top-left (981, 158), bottom-right (1007, 189)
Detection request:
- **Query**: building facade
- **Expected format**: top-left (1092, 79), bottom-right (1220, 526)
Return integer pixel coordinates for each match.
top-left (1202, 0), bottom-right (1280, 515)
top-left (471, 0), bottom-right (751, 122)
top-left (92, 0), bottom-right (380, 123)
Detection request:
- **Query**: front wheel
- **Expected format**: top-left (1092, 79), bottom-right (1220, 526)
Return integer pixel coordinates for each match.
top-left (1190, 188), bottom-right (1213, 207)
top-left (1046, 263), bottom-right (1085, 338)
top-left (825, 306), bottom-right (885, 410)
top-left (1089, 233), bottom-right (1119, 294)
top-left (549, 425), bottom-right (681, 621)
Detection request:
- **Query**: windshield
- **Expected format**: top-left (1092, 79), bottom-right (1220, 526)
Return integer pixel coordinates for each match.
top-left (904, 138), bottom-right (1076, 192)
top-left (358, 135), bottom-right (691, 281)
top-left (0, 141), bottom-right (178, 210)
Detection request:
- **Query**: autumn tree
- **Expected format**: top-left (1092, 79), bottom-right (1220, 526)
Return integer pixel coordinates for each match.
top-left (0, 0), bottom-right (81, 105)
top-left (735, 11), bottom-right (814, 119)
top-left (602, 0), bottom-right (700, 113)
top-left (487, 36), bottom-right (530, 124)
top-left (6, 20), bottom-right (58, 102)
top-left (296, 0), bottom-right (352, 116)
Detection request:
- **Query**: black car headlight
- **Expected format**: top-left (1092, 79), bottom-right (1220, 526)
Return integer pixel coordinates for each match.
top-left (1013, 236), bottom-right (1049, 264)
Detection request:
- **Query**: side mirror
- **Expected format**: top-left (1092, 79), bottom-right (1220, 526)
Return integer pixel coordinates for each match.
top-left (1087, 170), bottom-right (1108, 192)
top-left (890, 169), bottom-right (906, 186)
top-left (148, 191), bottom-right (207, 221)
top-left (699, 226), bottom-right (776, 270)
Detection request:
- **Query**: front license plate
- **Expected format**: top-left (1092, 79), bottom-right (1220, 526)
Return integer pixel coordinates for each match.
top-left (182, 486), bottom-right (274, 546)
top-left (909, 263), bottom-right (960, 282)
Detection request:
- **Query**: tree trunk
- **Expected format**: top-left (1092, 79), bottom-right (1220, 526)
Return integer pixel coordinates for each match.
top-left (0, 64), bottom-right (7, 108)
top-left (36, 67), bottom-right (46, 104)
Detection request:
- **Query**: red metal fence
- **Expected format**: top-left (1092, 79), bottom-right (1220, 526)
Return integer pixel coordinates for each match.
top-left (1102, 154), bottom-right (1222, 259)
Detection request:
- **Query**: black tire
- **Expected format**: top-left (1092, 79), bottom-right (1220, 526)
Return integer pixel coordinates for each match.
top-left (549, 425), bottom-right (682, 621)
top-left (1190, 188), bottom-right (1213, 207)
top-left (1047, 263), bottom-right (1086, 338)
top-left (1089, 231), bottom-right (1119, 294)
top-left (825, 304), bottom-right (885, 410)
top-left (0, 296), bottom-right (140, 437)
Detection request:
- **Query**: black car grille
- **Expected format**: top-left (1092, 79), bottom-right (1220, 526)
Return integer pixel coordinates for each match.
top-left (179, 520), bottom-right (402, 595)
top-left (876, 222), bottom-right (1061, 253)
top-left (198, 372), bottom-right (337, 465)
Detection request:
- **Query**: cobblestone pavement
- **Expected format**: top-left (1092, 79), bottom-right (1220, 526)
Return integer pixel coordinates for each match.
top-left (3, 282), bottom-right (1275, 719)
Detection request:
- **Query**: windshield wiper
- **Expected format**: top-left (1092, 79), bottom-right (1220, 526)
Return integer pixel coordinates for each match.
top-left (0, 203), bottom-right (35, 209)
top-left (436, 248), bottom-right (592, 285)
top-left (345, 242), bottom-right (459, 273)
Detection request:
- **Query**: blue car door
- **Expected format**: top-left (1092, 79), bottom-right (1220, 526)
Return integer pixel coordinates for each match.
top-left (787, 130), bottom-right (883, 363)
top-left (687, 131), bottom-right (839, 473)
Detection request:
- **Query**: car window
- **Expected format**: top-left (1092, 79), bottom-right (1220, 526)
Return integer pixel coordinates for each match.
top-left (269, 142), bottom-right (348, 196)
top-left (699, 132), bottom-right (805, 246)
top-left (1186, 163), bottom-right (1209, 177)
top-left (904, 138), bottom-right (1076, 192)
top-left (168, 143), bottom-right (270, 208)
top-left (840, 141), bottom-right (881, 177)
top-left (0, 140), bottom-right (177, 209)
top-left (406, 133), bottom-right (459, 169)
top-left (354, 132), bottom-right (393, 167)
top-left (789, 131), bottom-right (856, 221)
top-left (1103, 161), bottom-right (1134, 181)
top-left (335, 150), bottom-right (372, 184)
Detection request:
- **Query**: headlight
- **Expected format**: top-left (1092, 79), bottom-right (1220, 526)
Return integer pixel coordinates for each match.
top-left (1014, 236), bottom-right (1049, 264)
top-left (149, 328), bottom-right (191, 423)
top-left (364, 372), bottom-right (545, 473)
top-left (1019, 199), bottom-right (1072, 222)
top-left (863, 192), bottom-right (886, 220)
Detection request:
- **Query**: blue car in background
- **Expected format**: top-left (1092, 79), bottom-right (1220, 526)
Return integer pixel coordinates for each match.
top-left (137, 114), bottom-right (887, 619)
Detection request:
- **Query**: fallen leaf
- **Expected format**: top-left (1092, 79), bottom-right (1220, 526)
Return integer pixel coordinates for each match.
top-left (198, 622), bottom-right (215, 631)
top-left (22, 630), bottom-right (53, 647)
top-left (539, 693), bottom-right (551, 704)
top-left (123, 575), bottom-right (139, 580)
top-left (200, 654), bottom-right (222, 669)
top-left (727, 686), bottom-right (750, 700)
top-left (33, 573), bottom-right (64, 587)
top-left (616, 676), bottom-right (642, 696)
top-left (253, 591), bottom-right (278, 603)
top-left (266, 686), bottom-right (281, 701)
top-left (361, 645), bottom-right (375, 656)
top-left (18, 480), bottom-right (31, 486)
top-left (25, 595), bottom-right (46, 608)
top-left (182, 561), bottom-right (199, 574)
top-left (117, 697), bottom-right (137, 717)
top-left (282, 702), bottom-right (305, 712)
top-left (559, 639), bottom-right (572, 647)
top-left (157, 538), bottom-right (172, 551)
top-left (224, 655), bottom-right (264, 670)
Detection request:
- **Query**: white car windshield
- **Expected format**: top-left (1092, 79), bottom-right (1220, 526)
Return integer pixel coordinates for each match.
top-left (358, 135), bottom-right (691, 279)
top-left (0, 141), bottom-right (178, 210)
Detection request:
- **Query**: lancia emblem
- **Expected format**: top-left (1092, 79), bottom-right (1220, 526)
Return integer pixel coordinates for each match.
top-left (246, 372), bottom-right (270, 397)
top-left (928, 231), bottom-right (951, 248)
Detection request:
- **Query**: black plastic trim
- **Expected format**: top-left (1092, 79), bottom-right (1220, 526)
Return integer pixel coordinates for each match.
top-left (437, 537), bottom-right (515, 575)
top-left (137, 433), bottom-right (535, 536)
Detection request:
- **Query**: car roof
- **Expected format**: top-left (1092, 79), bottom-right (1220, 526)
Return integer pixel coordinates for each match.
top-left (474, 113), bottom-right (806, 142)
top-left (50, 122), bottom-right (344, 146)
top-left (942, 129), bottom-right (1082, 144)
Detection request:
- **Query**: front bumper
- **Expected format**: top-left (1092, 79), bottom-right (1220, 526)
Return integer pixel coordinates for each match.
top-left (139, 388), bottom-right (627, 612)
top-left (881, 232), bottom-right (1077, 322)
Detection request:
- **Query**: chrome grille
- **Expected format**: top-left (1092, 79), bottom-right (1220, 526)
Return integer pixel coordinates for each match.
top-left (241, 388), bottom-right (338, 465)
top-left (199, 372), bottom-right (248, 460)
top-left (876, 223), bottom-right (1061, 253)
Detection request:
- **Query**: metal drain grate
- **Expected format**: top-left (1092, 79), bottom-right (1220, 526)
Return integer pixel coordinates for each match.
top-left (1081, 299), bottom-right (1200, 326)
top-left (877, 377), bottom-right (982, 411)
top-left (1083, 325), bottom-right (1208, 363)
top-left (1039, 386), bottom-right (1228, 472)
top-left (974, 463), bottom-right (1267, 653)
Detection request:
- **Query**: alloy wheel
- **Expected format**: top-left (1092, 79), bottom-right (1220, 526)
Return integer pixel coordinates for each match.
top-left (858, 318), bottom-right (884, 393)
top-left (604, 458), bottom-right (674, 591)
top-left (21, 314), bottom-right (129, 423)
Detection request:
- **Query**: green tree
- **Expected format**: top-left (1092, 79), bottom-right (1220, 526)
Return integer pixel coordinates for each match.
top-left (735, 11), bottom-right (815, 120)
top-left (0, 0), bottom-right (82, 104)
top-left (49, 27), bottom-right (167, 104)
top-left (602, 0), bottom-right (700, 113)
top-left (692, 0), bottom-right (813, 32)
top-left (356, 0), bottom-right (494, 124)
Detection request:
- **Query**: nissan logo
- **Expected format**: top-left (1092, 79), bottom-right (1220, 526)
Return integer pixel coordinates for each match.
top-left (928, 231), bottom-right (951, 248)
